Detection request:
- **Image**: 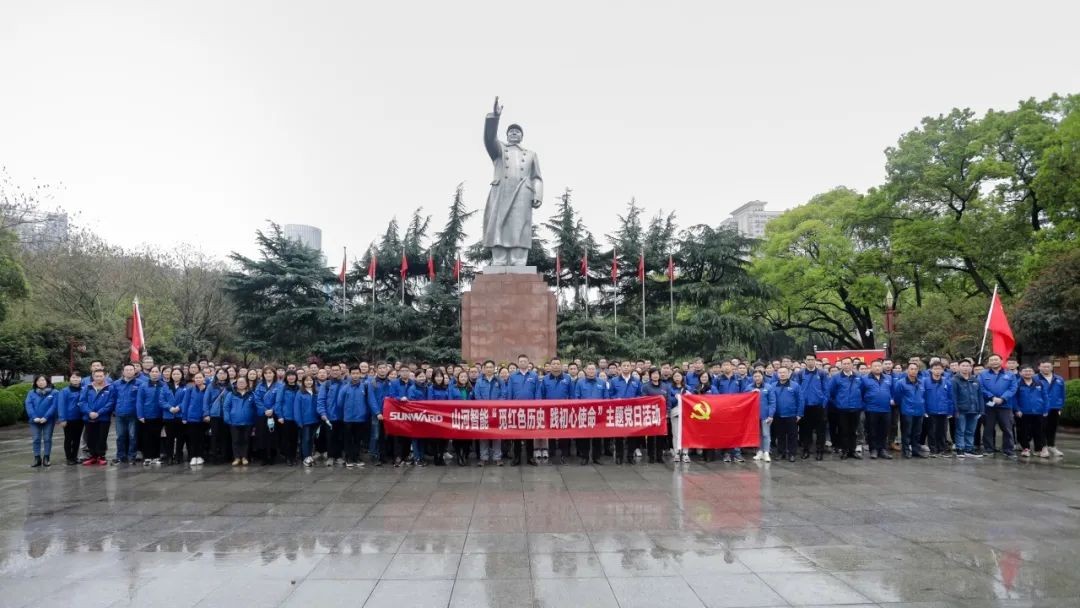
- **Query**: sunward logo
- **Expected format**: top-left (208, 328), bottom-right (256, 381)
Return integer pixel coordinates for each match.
top-left (389, 411), bottom-right (444, 423)
top-left (690, 401), bottom-right (711, 421)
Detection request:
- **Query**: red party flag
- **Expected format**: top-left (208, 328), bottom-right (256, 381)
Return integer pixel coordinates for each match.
top-left (984, 287), bottom-right (1015, 360)
top-left (453, 255), bottom-right (462, 282)
top-left (367, 252), bottom-right (377, 279)
top-left (638, 251), bottom-right (645, 282)
top-left (129, 297), bottom-right (145, 363)
top-left (400, 252), bottom-right (408, 278)
top-left (580, 250), bottom-right (588, 275)
top-left (681, 393), bottom-right (760, 449)
top-left (555, 250), bottom-right (562, 276)
top-left (338, 248), bottom-right (347, 284)
top-left (427, 252), bottom-right (435, 281)
top-left (666, 255), bottom-right (675, 281)
top-left (611, 248), bottom-right (618, 284)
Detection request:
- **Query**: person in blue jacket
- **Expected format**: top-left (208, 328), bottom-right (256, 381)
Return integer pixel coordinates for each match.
top-left (403, 370), bottom-right (431, 467)
top-left (712, 361), bottom-right (745, 463)
top-left (1014, 365), bottom-right (1047, 458)
top-left (79, 369), bottom-right (114, 465)
top-left (1037, 360), bottom-right (1066, 458)
top-left (203, 368), bottom-right (232, 465)
top-left (892, 363), bottom-right (927, 459)
top-left (367, 362), bottom-right (392, 465)
top-left (979, 354), bottom-right (1018, 458)
top-left (540, 357), bottom-right (573, 465)
top-left (135, 366), bottom-right (166, 465)
top-left (25, 374), bottom-right (57, 468)
top-left (427, 369), bottom-right (452, 466)
top-left (827, 357), bottom-right (863, 460)
top-left (794, 355), bottom-right (830, 461)
top-left (336, 365), bottom-right (370, 468)
top-left (574, 363), bottom-right (608, 466)
top-left (746, 370), bottom-right (774, 463)
top-left (860, 359), bottom-right (894, 460)
top-left (56, 371), bottom-right (84, 465)
top-left (295, 374), bottom-right (320, 466)
top-left (951, 359), bottom-right (983, 458)
top-left (922, 361), bottom-right (954, 458)
top-left (317, 365), bottom-right (346, 466)
top-left (768, 366), bottom-right (804, 462)
top-left (109, 363), bottom-right (141, 464)
top-left (161, 368), bottom-right (187, 465)
top-left (450, 369), bottom-right (473, 466)
top-left (275, 370), bottom-right (300, 466)
top-left (225, 375), bottom-right (257, 465)
top-left (609, 360), bottom-right (643, 464)
top-left (182, 372), bottom-right (209, 466)
top-left (507, 354), bottom-right (539, 466)
top-left (253, 366), bottom-right (281, 466)
top-left (473, 360), bottom-right (503, 466)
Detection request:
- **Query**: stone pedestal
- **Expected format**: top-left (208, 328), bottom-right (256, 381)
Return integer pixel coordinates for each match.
top-left (462, 271), bottom-right (556, 364)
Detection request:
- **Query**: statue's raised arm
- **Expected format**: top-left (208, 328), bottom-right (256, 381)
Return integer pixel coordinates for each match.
top-left (483, 96), bottom-right (503, 161)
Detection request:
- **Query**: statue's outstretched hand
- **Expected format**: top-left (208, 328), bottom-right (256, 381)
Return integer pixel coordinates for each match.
top-left (493, 96), bottom-right (503, 116)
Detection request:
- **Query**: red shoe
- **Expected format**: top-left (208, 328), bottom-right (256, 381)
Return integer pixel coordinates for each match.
top-left (82, 458), bottom-right (96, 466)
top-left (96, 457), bottom-right (108, 465)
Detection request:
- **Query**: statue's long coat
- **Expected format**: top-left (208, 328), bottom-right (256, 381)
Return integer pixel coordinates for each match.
top-left (483, 113), bottom-right (543, 249)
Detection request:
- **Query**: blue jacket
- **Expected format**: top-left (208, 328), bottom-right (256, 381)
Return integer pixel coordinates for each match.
top-left (56, 384), bottom-right (84, 422)
top-left (860, 374), bottom-right (893, 414)
top-left (1037, 374), bottom-right (1066, 410)
top-left (337, 380), bottom-right (369, 422)
top-left (204, 382), bottom-right (231, 418)
top-left (951, 375), bottom-right (983, 415)
top-left (1015, 379), bottom-right (1046, 415)
top-left (891, 376), bottom-right (926, 417)
top-left (712, 374), bottom-right (742, 395)
top-left (293, 390), bottom-right (319, 426)
top-left (79, 384), bottom-right (114, 422)
top-left (390, 379), bottom-right (413, 399)
top-left (793, 368), bottom-right (829, 407)
top-left (744, 382), bottom-right (774, 420)
top-left (575, 376), bottom-right (608, 400)
top-left (922, 375), bottom-right (954, 416)
top-left (609, 374), bottom-right (642, 399)
top-left (769, 380), bottom-right (804, 418)
top-left (979, 369), bottom-right (1018, 410)
top-left (275, 384), bottom-right (299, 422)
top-left (317, 378), bottom-right (344, 420)
top-left (506, 370), bottom-right (539, 399)
top-left (473, 374), bottom-right (501, 400)
top-left (367, 376), bottom-right (392, 416)
top-left (254, 380), bottom-right (280, 413)
top-left (407, 383), bottom-right (430, 401)
top-left (161, 383), bottom-right (186, 420)
top-left (136, 380), bottom-right (166, 420)
top-left (25, 388), bottom-right (57, 422)
top-left (450, 384), bottom-right (471, 401)
top-left (430, 385), bottom-right (451, 401)
top-left (828, 373), bottom-right (863, 411)
top-left (224, 390), bottom-right (257, 426)
top-left (540, 373), bottom-right (573, 399)
top-left (182, 386), bottom-right (208, 422)
top-left (109, 377), bottom-right (140, 417)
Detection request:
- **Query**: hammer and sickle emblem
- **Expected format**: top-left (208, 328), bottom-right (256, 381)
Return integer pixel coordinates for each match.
top-left (690, 401), bottom-right (711, 421)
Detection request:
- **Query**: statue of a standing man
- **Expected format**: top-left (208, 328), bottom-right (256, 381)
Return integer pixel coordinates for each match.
top-left (483, 96), bottom-right (543, 266)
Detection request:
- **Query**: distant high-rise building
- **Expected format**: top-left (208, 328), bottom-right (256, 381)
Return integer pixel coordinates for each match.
top-left (720, 200), bottom-right (781, 238)
top-left (12, 211), bottom-right (70, 251)
top-left (283, 224), bottom-right (322, 252)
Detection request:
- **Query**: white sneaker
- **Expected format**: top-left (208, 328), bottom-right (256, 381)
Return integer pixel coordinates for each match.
top-left (542, 449), bottom-right (549, 459)
top-left (1051, 447), bottom-right (1064, 457)
top-left (190, 458), bottom-right (197, 466)
top-left (634, 448), bottom-right (642, 458)
top-left (855, 445), bottom-right (863, 454)
top-left (763, 452), bottom-right (772, 463)
top-left (752, 451), bottom-right (762, 461)
top-left (1038, 448), bottom-right (1050, 458)
top-left (533, 449), bottom-right (541, 459)
top-left (303, 456), bottom-right (314, 467)
top-left (681, 452), bottom-right (690, 463)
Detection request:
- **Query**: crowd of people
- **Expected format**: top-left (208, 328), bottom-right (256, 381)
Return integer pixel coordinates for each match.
top-left (21, 351), bottom-right (1067, 470)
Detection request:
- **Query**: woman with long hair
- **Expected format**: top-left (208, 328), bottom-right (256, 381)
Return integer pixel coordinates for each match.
top-left (205, 368), bottom-right (233, 464)
top-left (182, 372), bottom-right (209, 466)
top-left (162, 368), bottom-right (187, 465)
top-left (450, 370), bottom-right (472, 466)
top-left (296, 374), bottom-right (320, 466)
top-left (640, 368), bottom-right (669, 464)
top-left (25, 374), bottom-right (56, 468)
top-left (693, 370), bottom-right (717, 462)
top-left (669, 369), bottom-right (689, 463)
top-left (276, 370), bottom-right (300, 466)
top-left (253, 366), bottom-right (280, 465)
top-left (428, 369), bottom-right (451, 466)
top-left (225, 376), bottom-right (257, 466)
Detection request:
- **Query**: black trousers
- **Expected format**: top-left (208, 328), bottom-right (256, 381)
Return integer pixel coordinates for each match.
top-left (1017, 415), bottom-right (1045, 451)
top-left (799, 405), bottom-right (827, 453)
top-left (983, 406), bottom-right (1015, 455)
top-left (164, 419), bottom-right (185, 462)
top-left (210, 417), bottom-right (232, 463)
top-left (774, 417), bottom-right (798, 457)
top-left (926, 414), bottom-right (949, 454)
top-left (230, 425), bottom-right (251, 459)
top-left (827, 404), bottom-right (839, 450)
top-left (254, 416), bottom-right (277, 464)
top-left (279, 420), bottom-right (299, 462)
top-left (644, 435), bottom-right (664, 462)
top-left (326, 421), bottom-right (345, 459)
top-left (1045, 409), bottom-right (1060, 447)
top-left (575, 438), bottom-right (603, 461)
top-left (140, 419), bottom-right (163, 460)
top-left (63, 420), bottom-right (84, 462)
top-left (185, 422), bottom-right (204, 459)
top-left (344, 421), bottom-right (370, 463)
top-left (554, 438), bottom-right (573, 458)
top-left (865, 411), bottom-right (890, 452)
top-left (85, 421), bottom-right (109, 457)
top-left (835, 410), bottom-right (860, 456)
top-left (511, 439), bottom-right (534, 462)
top-left (887, 404), bottom-right (900, 445)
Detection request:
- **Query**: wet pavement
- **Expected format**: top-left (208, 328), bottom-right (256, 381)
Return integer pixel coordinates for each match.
top-left (1, 426), bottom-right (1079, 608)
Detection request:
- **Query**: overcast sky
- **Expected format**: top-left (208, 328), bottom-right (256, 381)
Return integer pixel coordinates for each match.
top-left (2, 1), bottom-right (1077, 265)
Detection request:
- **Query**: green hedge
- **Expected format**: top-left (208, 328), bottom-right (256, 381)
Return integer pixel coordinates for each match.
top-left (5, 384), bottom-right (31, 423)
top-left (1064, 379), bottom-right (1080, 426)
top-left (0, 391), bottom-right (21, 427)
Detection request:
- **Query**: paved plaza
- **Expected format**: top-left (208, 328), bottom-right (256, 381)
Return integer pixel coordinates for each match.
top-left (1, 427), bottom-right (1079, 608)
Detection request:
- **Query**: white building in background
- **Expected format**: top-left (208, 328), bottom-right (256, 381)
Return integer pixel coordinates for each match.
top-left (720, 200), bottom-right (782, 238)
top-left (13, 211), bottom-right (70, 251)
top-left (283, 224), bottom-right (322, 251)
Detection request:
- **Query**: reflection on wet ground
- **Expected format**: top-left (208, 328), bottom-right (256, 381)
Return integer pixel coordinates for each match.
top-left (1, 426), bottom-right (1079, 607)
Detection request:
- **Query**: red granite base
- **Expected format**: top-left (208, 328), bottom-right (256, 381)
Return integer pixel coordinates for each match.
top-left (461, 272), bottom-right (557, 365)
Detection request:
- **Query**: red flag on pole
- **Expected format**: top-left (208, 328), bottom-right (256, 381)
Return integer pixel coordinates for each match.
top-left (579, 250), bottom-right (588, 275)
top-left (339, 249), bottom-right (347, 284)
top-left (400, 252), bottom-right (408, 278)
top-left (611, 248), bottom-right (618, 284)
top-left (427, 252), bottom-right (435, 281)
top-left (555, 250), bottom-right (562, 276)
top-left (666, 255), bottom-right (675, 281)
top-left (367, 252), bottom-right (377, 279)
top-left (453, 255), bottom-right (462, 282)
top-left (985, 288), bottom-right (1015, 360)
top-left (638, 251), bottom-right (645, 282)
top-left (130, 297), bottom-right (145, 363)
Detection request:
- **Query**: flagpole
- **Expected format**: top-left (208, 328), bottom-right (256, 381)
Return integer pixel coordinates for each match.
top-left (669, 262), bottom-right (674, 327)
top-left (342, 246), bottom-right (347, 317)
top-left (555, 248), bottom-right (560, 312)
top-left (977, 284), bottom-right (998, 363)
top-left (613, 249), bottom-right (618, 338)
top-left (641, 251), bottom-right (646, 339)
top-left (583, 250), bottom-right (589, 320)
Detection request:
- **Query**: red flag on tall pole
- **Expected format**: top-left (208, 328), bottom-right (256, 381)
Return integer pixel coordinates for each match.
top-left (339, 248), bottom-right (347, 284)
top-left (667, 254), bottom-right (675, 327)
top-left (611, 248), bottom-right (618, 284)
top-left (639, 250), bottom-right (646, 338)
top-left (637, 251), bottom-right (645, 282)
top-left (555, 249), bottom-right (562, 276)
top-left (400, 252), bottom-right (408, 278)
top-left (427, 252), bottom-right (435, 281)
top-left (453, 254), bottom-right (462, 282)
top-left (581, 248), bottom-right (589, 320)
top-left (130, 297), bottom-right (145, 363)
top-left (611, 248), bottom-right (618, 336)
top-left (666, 255), bottom-right (675, 281)
top-left (980, 285), bottom-right (1015, 360)
top-left (367, 252), bottom-right (377, 279)
top-left (579, 250), bottom-right (588, 276)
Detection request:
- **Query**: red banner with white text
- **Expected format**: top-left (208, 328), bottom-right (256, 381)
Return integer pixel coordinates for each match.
top-left (814, 349), bottom-right (886, 365)
top-left (382, 397), bottom-right (667, 440)
top-left (680, 393), bottom-right (760, 449)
